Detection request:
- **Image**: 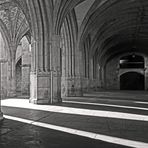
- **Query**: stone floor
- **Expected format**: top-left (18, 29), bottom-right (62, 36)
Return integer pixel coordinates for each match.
top-left (0, 90), bottom-right (148, 148)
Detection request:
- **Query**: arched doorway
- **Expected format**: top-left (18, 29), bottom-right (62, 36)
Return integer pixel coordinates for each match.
top-left (119, 54), bottom-right (145, 90)
top-left (120, 72), bottom-right (144, 90)
top-left (16, 58), bottom-right (22, 93)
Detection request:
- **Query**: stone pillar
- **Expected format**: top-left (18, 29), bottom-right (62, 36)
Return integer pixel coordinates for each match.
top-left (0, 112), bottom-right (3, 121)
top-left (61, 43), bottom-right (83, 97)
top-left (6, 60), bottom-right (11, 97)
top-left (82, 77), bottom-right (89, 92)
top-left (96, 63), bottom-right (101, 89)
top-left (29, 38), bottom-right (51, 104)
top-left (89, 58), bottom-right (93, 89)
top-left (50, 35), bottom-right (62, 103)
top-left (30, 35), bottom-right (62, 104)
top-left (0, 60), bottom-right (7, 121)
top-left (61, 76), bottom-right (83, 97)
top-left (1, 62), bottom-right (8, 98)
top-left (145, 57), bottom-right (148, 90)
top-left (30, 71), bottom-right (37, 103)
top-left (9, 51), bottom-right (17, 97)
top-left (100, 67), bottom-right (105, 89)
top-left (29, 38), bottom-right (39, 103)
top-left (30, 72), bottom-right (51, 104)
top-left (0, 63), bottom-right (3, 121)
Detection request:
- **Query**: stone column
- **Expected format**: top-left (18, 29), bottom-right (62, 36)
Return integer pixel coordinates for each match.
top-left (100, 67), bottom-right (105, 89)
top-left (60, 22), bottom-right (83, 97)
top-left (82, 77), bottom-right (89, 92)
top-left (1, 62), bottom-right (8, 98)
top-left (0, 63), bottom-right (3, 121)
top-left (73, 50), bottom-right (83, 96)
top-left (145, 57), bottom-right (148, 90)
top-left (30, 35), bottom-right (62, 104)
top-left (89, 58), bottom-right (93, 89)
top-left (96, 63), bottom-right (101, 89)
top-left (61, 43), bottom-right (83, 97)
top-left (0, 112), bottom-right (3, 121)
top-left (0, 59), bottom-right (7, 121)
top-left (50, 35), bottom-right (62, 103)
top-left (61, 76), bottom-right (83, 97)
top-left (9, 50), bottom-right (17, 97)
top-left (29, 38), bottom-right (37, 103)
top-left (29, 38), bottom-right (51, 104)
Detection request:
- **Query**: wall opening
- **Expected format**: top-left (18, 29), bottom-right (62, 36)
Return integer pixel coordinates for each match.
top-left (119, 54), bottom-right (144, 69)
top-left (16, 58), bottom-right (22, 93)
top-left (119, 54), bottom-right (145, 90)
top-left (120, 72), bottom-right (144, 90)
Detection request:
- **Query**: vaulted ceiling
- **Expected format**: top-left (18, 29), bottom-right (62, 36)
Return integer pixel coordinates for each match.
top-left (0, 0), bottom-right (29, 46)
top-left (78, 0), bottom-right (148, 65)
top-left (1, 0), bottom-right (148, 65)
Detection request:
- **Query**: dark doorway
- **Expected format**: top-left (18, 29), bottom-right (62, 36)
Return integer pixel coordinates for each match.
top-left (16, 58), bottom-right (22, 93)
top-left (120, 72), bottom-right (144, 90)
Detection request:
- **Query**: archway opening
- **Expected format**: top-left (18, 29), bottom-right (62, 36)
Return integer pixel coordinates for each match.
top-left (16, 58), bottom-right (22, 94)
top-left (15, 36), bottom-right (31, 97)
top-left (120, 72), bottom-right (144, 90)
top-left (119, 54), bottom-right (145, 90)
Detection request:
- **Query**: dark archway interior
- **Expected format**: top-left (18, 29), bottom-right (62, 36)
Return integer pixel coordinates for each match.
top-left (16, 58), bottom-right (22, 93)
top-left (120, 72), bottom-right (144, 90)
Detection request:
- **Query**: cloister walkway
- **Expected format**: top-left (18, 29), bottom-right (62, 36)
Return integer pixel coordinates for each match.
top-left (1, 90), bottom-right (148, 148)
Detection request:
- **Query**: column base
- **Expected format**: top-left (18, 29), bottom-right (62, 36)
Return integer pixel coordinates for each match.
top-left (8, 91), bottom-right (16, 98)
top-left (29, 98), bottom-right (50, 104)
top-left (29, 97), bottom-right (62, 105)
top-left (30, 72), bottom-right (62, 105)
top-left (21, 89), bottom-right (30, 96)
top-left (82, 78), bottom-right (90, 92)
top-left (61, 76), bottom-right (83, 97)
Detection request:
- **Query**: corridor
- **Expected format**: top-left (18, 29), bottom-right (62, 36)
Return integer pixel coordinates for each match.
top-left (0, 0), bottom-right (148, 147)
top-left (1, 91), bottom-right (148, 148)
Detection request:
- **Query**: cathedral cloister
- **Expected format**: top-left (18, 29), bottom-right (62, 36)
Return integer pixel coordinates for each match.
top-left (0, 0), bottom-right (148, 147)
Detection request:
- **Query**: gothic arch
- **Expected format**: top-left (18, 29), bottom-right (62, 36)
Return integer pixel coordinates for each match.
top-left (120, 72), bottom-right (145, 90)
top-left (15, 57), bottom-right (22, 93)
top-left (60, 9), bottom-right (82, 97)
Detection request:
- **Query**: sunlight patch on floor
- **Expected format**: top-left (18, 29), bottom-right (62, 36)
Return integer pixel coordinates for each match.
top-left (135, 101), bottom-right (148, 105)
top-left (2, 99), bottom-right (148, 122)
top-left (63, 100), bottom-right (148, 111)
top-left (4, 115), bottom-right (148, 148)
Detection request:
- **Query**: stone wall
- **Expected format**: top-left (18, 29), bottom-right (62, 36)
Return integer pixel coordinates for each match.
top-left (105, 54), bottom-right (148, 90)
top-left (0, 32), bottom-right (9, 99)
top-left (105, 58), bottom-right (119, 90)
top-left (21, 37), bottom-right (31, 95)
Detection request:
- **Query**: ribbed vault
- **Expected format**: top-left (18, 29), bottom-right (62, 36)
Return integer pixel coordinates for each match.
top-left (0, 0), bottom-right (29, 55)
top-left (80, 0), bottom-right (148, 66)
